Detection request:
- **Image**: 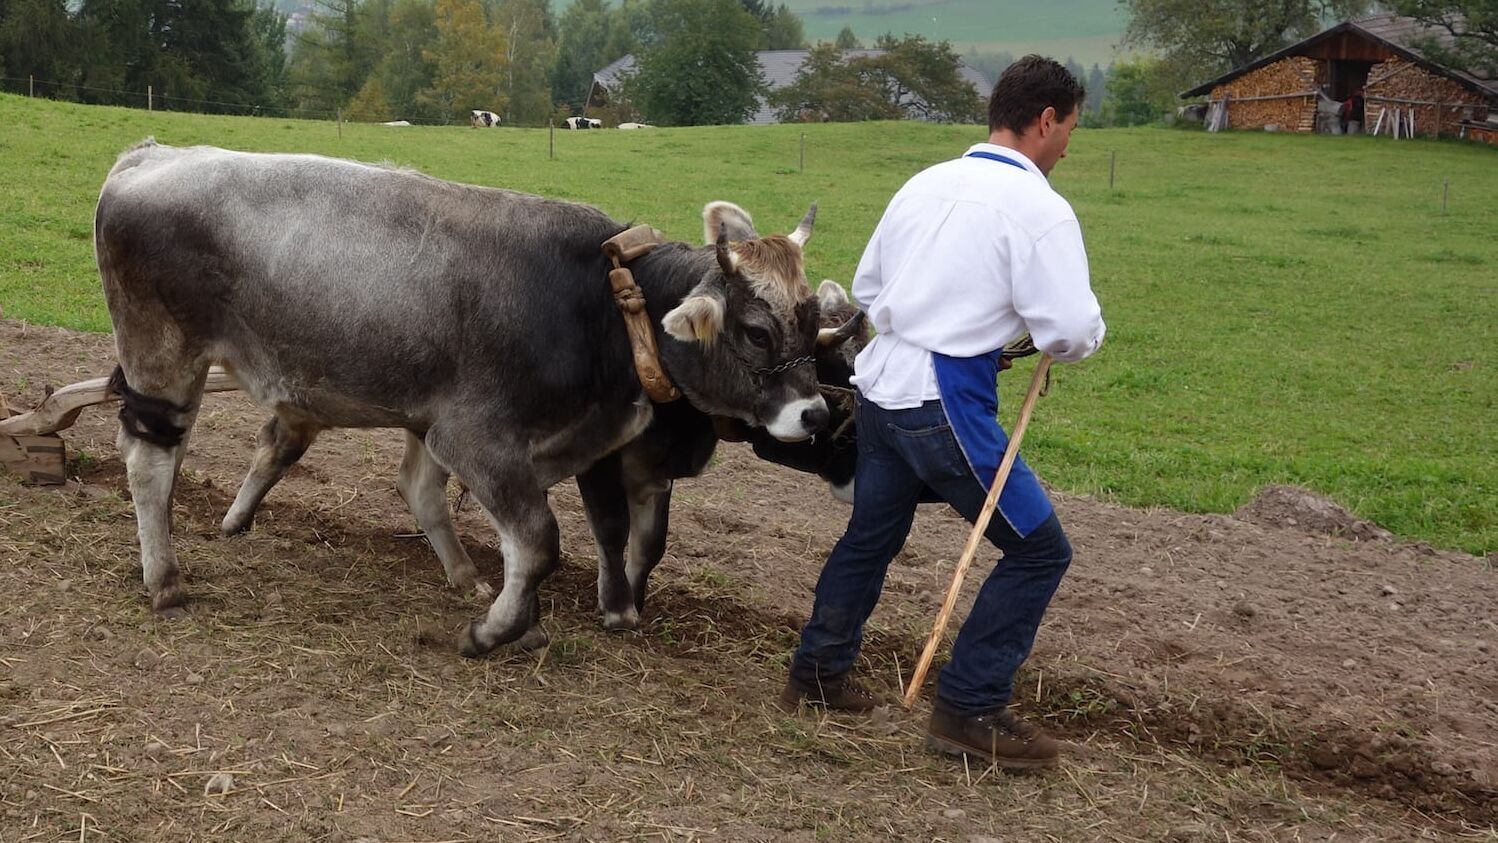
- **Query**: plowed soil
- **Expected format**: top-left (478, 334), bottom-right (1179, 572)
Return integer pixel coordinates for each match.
top-left (2, 319), bottom-right (1494, 842)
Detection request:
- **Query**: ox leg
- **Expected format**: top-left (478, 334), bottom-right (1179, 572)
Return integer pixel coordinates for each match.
top-left (114, 364), bottom-right (208, 618)
top-left (625, 481), bottom-right (673, 616)
top-left (220, 415), bottom-right (321, 536)
top-left (395, 431), bottom-right (492, 600)
top-left (425, 423), bottom-right (558, 657)
top-left (576, 454), bottom-right (637, 631)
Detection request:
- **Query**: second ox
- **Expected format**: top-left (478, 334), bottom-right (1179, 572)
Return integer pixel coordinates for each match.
top-left (96, 140), bottom-right (831, 657)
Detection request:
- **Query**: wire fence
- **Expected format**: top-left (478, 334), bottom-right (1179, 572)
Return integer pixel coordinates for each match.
top-left (0, 74), bottom-right (475, 127)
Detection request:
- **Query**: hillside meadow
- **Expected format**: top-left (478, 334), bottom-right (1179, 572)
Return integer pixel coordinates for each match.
top-left (0, 92), bottom-right (1493, 553)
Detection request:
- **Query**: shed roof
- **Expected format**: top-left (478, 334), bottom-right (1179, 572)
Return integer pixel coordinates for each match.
top-left (1181, 14), bottom-right (1498, 101)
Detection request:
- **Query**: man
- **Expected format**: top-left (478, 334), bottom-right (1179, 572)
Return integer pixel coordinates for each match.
top-left (779, 56), bottom-right (1105, 771)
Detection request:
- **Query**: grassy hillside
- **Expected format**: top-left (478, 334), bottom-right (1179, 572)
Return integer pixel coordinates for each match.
top-left (0, 93), bottom-right (1493, 553)
top-left (779, 0), bottom-right (1124, 66)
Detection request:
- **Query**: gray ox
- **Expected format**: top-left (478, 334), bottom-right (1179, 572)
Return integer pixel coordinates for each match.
top-left (220, 263), bottom-right (868, 631)
top-left (95, 140), bottom-right (829, 656)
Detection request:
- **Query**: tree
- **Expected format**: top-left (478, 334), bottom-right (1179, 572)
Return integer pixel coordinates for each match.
top-left (376, 0), bottom-right (438, 119)
top-left (631, 0), bottom-right (765, 126)
top-left (1122, 0), bottom-right (1372, 79)
top-left (0, 0), bottom-right (78, 94)
top-left (493, 0), bottom-right (557, 124)
top-left (865, 35), bottom-right (983, 122)
top-left (345, 74), bottom-right (394, 120)
top-left (772, 37), bottom-right (983, 123)
top-left (288, 0), bottom-right (374, 115)
top-left (769, 41), bottom-right (897, 121)
top-left (760, 4), bottom-right (806, 49)
top-left (420, 0), bottom-right (508, 121)
top-left (554, 0), bottom-right (613, 113)
top-left (834, 25), bottom-right (861, 49)
top-left (604, 0), bottom-right (655, 59)
top-left (1086, 63), bottom-right (1107, 117)
top-left (239, 3), bottom-right (291, 112)
top-left (1390, 1), bottom-right (1498, 80)
top-left (1100, 58), bottom-right (1170, 125)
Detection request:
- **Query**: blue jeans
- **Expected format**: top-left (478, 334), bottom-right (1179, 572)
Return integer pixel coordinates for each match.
top-left (790, 395), bottom-right (1073, 714)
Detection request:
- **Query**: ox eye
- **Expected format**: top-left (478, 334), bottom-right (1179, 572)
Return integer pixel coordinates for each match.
top-left (744, 326), bottom-right (772, 349)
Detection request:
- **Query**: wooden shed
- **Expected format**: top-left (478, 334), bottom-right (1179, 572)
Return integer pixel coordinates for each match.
top-left (1182, 14), bottom-right (1498, 142)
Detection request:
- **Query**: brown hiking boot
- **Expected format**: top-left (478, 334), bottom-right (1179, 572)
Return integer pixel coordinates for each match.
top-left (778, 675), bottom-right (882, 713)
top-left (926, 704), bottom-right (1059, 770)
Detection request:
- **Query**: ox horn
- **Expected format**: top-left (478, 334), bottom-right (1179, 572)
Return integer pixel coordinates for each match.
top-left (817, 310), bottom-right (867, 348)
top-left (715, 222), bottom-right (738, 276)
top-left (788, 202), bottom-right (817, 248)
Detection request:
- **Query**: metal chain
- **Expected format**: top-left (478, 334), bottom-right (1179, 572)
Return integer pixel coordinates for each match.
top-left (754, 354), bottom-right (816, 377)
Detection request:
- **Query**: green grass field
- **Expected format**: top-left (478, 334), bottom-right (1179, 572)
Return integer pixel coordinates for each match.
top-left (1, 93), bottom-right (1493, 553)
top-left (779, 0), bottom-right (1124, 66)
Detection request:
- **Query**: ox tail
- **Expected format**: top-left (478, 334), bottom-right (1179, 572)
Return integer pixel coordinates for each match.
top-left (108, 366), bottom-right (188, 448)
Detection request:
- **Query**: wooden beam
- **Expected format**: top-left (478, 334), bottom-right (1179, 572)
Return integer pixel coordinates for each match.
top-left (0, 366), bottom-right (241, 437)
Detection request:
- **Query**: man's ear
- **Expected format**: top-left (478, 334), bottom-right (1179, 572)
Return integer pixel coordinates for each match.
top-left (1039, 105), bottom-right (1058, 135)
top-left (663, 289), bottom-right (726, 345)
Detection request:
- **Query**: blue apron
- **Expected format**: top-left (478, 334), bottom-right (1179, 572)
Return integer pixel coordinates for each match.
top-left (929, 149), bottom-right (1053, 538)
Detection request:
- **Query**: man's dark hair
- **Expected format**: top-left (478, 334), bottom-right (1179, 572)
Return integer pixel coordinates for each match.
top-left (987, 55), bottom-right (1085, 134)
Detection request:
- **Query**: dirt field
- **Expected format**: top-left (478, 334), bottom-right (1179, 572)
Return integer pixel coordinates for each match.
top-left (2, 319), bottom-right (1495, 842)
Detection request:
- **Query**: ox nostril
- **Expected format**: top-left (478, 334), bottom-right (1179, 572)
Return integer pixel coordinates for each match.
top-left (802, 403), bottom-right (830, 433)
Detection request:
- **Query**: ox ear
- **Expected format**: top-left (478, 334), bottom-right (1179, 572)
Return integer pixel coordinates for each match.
top-left (703, 201), bottom-right (757, 244)
top-left (816, 279), bottom-right (850, 311)
top-left (787, 202), bottom-right (817, 248)
top-left (663, 288), bottom-right (726, 346)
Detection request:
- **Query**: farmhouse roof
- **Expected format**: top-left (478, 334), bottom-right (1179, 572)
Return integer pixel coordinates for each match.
top-left (1181, 13), bottom-right (1498, 102)
top-left (591, 49), bottom-right (991, 125)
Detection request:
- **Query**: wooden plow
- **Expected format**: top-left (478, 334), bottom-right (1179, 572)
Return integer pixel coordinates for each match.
top-left (0, 366), bottom-right (239, 485)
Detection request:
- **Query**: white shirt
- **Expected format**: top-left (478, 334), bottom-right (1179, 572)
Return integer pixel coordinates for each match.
top-left (850, 143), bottom-right (1105, 409)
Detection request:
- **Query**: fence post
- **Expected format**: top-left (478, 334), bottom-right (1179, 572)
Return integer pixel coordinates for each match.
top-left (549, 119), bottom-right (554, 160)
top-left (147, 85), bottom-right (153, 111)
top-left (1109, 150), bottom-right (1116, 189)
top-left (799, 132), bottom-right (806, 172)
top-left (1442, 177), bottom-right (1449, 215)
top-left (337, 108), bottom-right (342, 139)
top-left (29, 75), bottom-right (34, 97)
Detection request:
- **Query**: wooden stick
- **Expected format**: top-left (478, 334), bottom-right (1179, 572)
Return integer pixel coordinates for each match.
top-left (902, 354), bottom-right (1054, 709)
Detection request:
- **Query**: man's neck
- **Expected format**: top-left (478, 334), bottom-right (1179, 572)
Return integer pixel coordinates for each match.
top-left (987, 129), bottom-right (1041, 166)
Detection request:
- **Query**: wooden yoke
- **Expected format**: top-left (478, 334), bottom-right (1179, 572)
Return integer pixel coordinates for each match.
top-left (602, 225), bottom-right (681, 404)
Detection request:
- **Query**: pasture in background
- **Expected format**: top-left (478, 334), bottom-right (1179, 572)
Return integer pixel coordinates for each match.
top-left (0, 92), bottom-right (1493, 554)
top-left (777, 0), bottom-right (1124, 67)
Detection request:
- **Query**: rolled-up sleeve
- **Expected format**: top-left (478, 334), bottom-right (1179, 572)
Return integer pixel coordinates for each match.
top-left (1012, 219), bottom-right (1105, 363)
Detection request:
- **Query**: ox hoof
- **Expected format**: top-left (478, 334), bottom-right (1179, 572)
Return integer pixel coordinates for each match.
top-left (515, 625), bottom-right (550, 652)
top-left (458, 620), bottom-right (502, 658)
top-left (601, 606), bottom-right (640, 632)
top-left (470, 580), bottom-right (496, 602)
top-left (152, 589), bottom-right (188, 619)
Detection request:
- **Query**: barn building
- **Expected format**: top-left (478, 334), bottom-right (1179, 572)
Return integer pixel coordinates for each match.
top-left (1181, 14), bottom-right (1498, 143)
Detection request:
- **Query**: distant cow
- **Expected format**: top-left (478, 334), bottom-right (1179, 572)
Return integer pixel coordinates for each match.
top-left (617, 122), bottom-right (655, 130)
top-left (470, 110), bottom-right (501, 128)
top-left (96, 140), bottom-right (830, 657)
top-left (564, 116), bottom-right (602, 130)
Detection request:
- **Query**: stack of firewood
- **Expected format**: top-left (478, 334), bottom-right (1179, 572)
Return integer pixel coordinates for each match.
top-left (1365, 57), bottom-right (1488, 138)
top-left (1213, 57), bottom-right (1320, 132)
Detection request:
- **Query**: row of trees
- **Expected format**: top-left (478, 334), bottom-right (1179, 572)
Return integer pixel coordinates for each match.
top-left (0, 0), bottom-right (289, 112)
top-left (0, 0), bottom-right (810, 123)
